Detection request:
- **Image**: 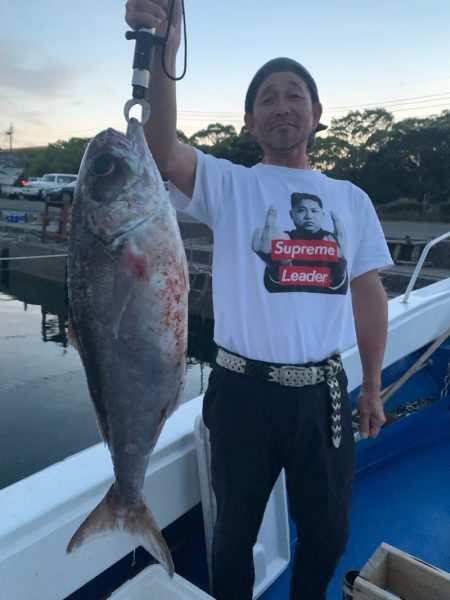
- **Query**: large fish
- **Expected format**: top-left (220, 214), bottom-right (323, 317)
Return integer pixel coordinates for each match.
top-left (66, 117), bottom-right (188, 576)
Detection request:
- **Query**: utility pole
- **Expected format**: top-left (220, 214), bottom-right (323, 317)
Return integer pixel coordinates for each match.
top-left (5, 123), bottom-right (14, 150)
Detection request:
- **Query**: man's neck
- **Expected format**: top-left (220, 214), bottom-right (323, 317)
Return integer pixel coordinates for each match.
top-left (261, 149), bottom-right (312, 170)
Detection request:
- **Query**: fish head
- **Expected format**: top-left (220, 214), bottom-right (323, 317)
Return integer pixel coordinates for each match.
top-left (75, 118), bottom-right (165, 244)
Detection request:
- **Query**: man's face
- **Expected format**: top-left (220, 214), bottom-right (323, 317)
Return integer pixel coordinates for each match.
top-left (290, 199), bottom-right (324, 232)
top-left (244, 72), bottom-right (322, 155)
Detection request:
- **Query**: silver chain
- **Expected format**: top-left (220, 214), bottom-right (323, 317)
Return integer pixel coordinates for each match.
top-left (440, 359), bottom-right (450, 400)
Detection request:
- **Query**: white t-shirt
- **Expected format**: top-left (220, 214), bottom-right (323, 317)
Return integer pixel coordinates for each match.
top-left (170, 150), bottom-right (393, 364)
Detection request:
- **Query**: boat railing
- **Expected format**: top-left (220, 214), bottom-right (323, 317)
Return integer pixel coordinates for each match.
top-left (401, 230), bottom-right (450, 304)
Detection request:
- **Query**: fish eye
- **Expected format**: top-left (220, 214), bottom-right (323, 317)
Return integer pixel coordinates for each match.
top-left (89, 153), bottom-right (116, 177)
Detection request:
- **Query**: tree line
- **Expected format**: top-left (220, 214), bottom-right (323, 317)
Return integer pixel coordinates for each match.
top-left (19, 108), bottom-right (450, 220)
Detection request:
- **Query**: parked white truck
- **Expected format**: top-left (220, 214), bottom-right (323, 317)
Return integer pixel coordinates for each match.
top-left (18, 173), bottom-right (78, 199)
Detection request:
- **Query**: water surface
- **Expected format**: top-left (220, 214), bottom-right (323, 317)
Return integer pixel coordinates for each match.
top-left (0, 271), bottom-right (214, 490)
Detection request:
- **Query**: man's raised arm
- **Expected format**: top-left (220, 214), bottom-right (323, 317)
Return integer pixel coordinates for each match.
top-left (125, 0), bottom-right (197, 198)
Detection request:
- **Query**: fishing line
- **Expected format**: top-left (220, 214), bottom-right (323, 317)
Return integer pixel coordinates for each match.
top-left (0, 254), bottom-right (68, 261)
top-left (161, 0), bottom-right (187, 81)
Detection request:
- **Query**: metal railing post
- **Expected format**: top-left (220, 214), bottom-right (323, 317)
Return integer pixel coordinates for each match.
top-left (402, 231), bottom-right (450, 303)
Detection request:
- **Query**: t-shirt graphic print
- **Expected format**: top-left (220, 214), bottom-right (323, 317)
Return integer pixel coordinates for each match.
top-left (252, 192), bottom-right (348, 294)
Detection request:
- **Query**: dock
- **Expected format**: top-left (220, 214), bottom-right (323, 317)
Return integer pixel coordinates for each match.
top-left (0, 199), bottom-right (215, 319)
top-left (1, 198), bottom-right (449, 315)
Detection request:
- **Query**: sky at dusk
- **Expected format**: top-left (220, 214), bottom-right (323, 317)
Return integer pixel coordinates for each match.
top-left (1, 0), bottom-right (449, 149)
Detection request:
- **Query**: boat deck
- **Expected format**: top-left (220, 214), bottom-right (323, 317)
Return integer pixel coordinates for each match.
top-left (261, 396), bottom-right (450, 599)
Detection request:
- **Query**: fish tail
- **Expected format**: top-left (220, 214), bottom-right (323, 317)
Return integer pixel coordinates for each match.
top-left (66, 484), bottom-right (174, 577)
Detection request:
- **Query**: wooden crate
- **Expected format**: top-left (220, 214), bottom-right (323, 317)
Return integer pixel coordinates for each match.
top-left (353, 543), bottom-right (450, 600)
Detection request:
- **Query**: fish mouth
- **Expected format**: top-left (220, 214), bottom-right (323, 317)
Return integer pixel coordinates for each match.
top-left (126, 118), bottom-right (148, 148)
top-left (126, 117), bottom-right (142, 136)
top-left (88, 122), bottom-right (140, 162)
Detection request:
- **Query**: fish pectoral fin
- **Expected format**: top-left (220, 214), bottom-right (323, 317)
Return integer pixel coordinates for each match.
top-left (111, 268), bottom-right (135, 338)
top-left (112, 244), bottom-right (151, 337)
top-left (66, 483), bottom-right (174, 577)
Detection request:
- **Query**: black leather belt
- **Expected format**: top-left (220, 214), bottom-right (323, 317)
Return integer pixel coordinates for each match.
top-left (216, 347), bottom-right (343, 448)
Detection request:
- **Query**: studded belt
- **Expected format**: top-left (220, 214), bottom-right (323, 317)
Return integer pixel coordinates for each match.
top-left (216, 347), bottom-right (344, 448)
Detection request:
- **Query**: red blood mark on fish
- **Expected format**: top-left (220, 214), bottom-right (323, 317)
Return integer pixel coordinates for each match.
top-left (122, 250), bottom-right (149, 280)
top-left (158, 263), bottom-right (186, 350)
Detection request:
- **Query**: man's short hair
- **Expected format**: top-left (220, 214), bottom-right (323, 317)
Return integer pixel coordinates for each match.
top-left (291, 192), bottom-right (323, 209)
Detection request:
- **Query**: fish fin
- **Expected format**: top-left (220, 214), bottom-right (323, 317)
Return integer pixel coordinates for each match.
top-left (67, 316), bottom-right (81, 352)
top-left (66, 484), bottom-right (174, 577)
top-left (67, 315), bottom-right (111, 445)
top-left (112, 272), bottom-right (134, 338)
top-left (125, 501), bottom-right (174, 577)
top-left (91, 399), bottom-right (110, 447)
top-left (67, 312), bottom-right (111, 446)
top-left (112, 240), bottom-right (153, 337)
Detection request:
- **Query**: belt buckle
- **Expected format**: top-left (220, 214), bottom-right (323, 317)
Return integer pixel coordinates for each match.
top-left (278, 365), bottom-right (319, 386)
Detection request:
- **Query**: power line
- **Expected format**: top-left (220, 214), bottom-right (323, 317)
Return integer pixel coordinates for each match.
top-left (326, 101), bottom-right (450, 117)
top-left (334, 74), bottom-right (450, 95)
top-left (175, 91), bottom-right (450, 116)
top-left (378, 102), bottom-right (450, 114)
top-left (9, 94), bottom-right (450, 146)
top-left (17, 91), bottom-right (450, 136)
top-left (328, 92), bottom-right (450, 111)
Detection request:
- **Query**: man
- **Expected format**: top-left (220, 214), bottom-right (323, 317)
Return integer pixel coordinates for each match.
top-left (126, 2), bottom-right (393, 599)
top-left (253, 193), bottom-right (348, 293)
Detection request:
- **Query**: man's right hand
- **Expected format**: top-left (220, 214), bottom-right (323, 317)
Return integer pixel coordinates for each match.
top-left (252, 205), bottom-right (289, 256)
top-left (125, 0), bottom-right (182, 47)
top-left (124, 0), bottom-right (196, 198)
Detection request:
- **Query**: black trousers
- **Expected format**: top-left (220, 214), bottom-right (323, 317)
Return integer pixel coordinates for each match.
top-left (202, 365), bottom-right (355, 600)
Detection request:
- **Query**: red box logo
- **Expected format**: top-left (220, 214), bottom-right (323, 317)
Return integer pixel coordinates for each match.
top-left (272, 239), bottom-right (338, 262)
top-left (279, 266), bottom-right (331, 287)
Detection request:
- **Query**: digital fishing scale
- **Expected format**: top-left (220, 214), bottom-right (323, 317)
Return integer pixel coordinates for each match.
top-left (124, 0), bottom-right (187, 125)
top-left (123, 28), bottom-right (164, 125)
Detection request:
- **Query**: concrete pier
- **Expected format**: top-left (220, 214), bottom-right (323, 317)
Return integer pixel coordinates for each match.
top-left (1, 198), bottom-right (449, 312)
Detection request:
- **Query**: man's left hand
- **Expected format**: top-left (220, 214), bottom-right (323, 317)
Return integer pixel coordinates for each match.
top-left (357, 387), bottom-right (386, 439)
top-left (330, 211), bottom-right (347, 258)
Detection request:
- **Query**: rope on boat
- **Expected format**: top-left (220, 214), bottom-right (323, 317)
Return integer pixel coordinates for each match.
top-left (0, 254), bottom-right (68, 261)
top-left (352, 326), bottom-right (450, 439)
top-left (352, 326), bottom-right (450, 420)
top-left (380, 326), bottom-right (450, 406)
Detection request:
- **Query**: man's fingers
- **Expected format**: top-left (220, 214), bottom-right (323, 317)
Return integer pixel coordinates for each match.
top-left (358, 409), bottom-right (370, 440)
top-left (369, 422), bottom-right (382, 438)
top-left (125, 0), bottom-right (168, 30)
top-left (252, 228), bottom-right (263, 252)
top-left (264, 204), bottom-right (278, 229)
top-left (330, 210), bottom-right (342, 235)
top-left (358, 408), bottom-right (386, 440)
top-left (253, 205), bottom-right (289, 255)
top-left (125, 10), bottom-right (160, 29)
